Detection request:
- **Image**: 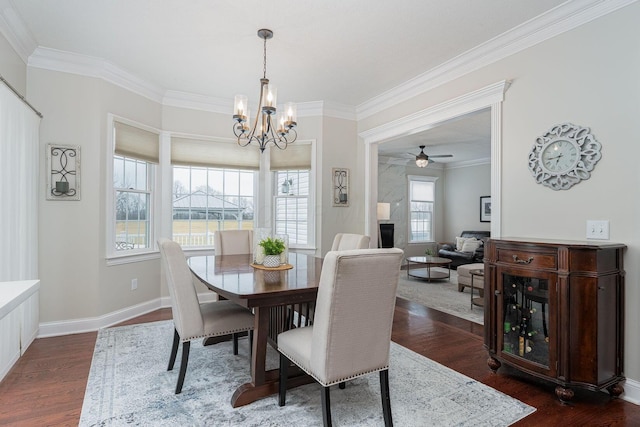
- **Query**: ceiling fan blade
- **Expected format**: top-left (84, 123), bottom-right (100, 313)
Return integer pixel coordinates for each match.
top-left (428, 154), bottom-right (453, 158)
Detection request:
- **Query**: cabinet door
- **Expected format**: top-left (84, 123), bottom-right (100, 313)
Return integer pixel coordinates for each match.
top-left (497, 267), bottom-right (557, 377)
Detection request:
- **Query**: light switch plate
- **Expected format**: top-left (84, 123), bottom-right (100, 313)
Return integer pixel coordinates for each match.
top-left (586, 220), bottom-right (609, 240)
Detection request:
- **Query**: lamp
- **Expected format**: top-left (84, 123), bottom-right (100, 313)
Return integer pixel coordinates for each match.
top-left (233, 29), bottom-right (297, 152)
top-left (415, 145), bottom-right (429, 168)
top-left (377, 203), bottom-right (394, 248)
top-left (377, 203), bottom-right (390, 221)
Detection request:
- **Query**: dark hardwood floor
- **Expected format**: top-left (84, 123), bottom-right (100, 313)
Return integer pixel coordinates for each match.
top-left (1, 298), bottom-right (638, 426)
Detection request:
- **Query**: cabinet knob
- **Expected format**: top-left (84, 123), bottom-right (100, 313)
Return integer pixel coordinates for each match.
top-left (494, 290), bottom-right (501, 295)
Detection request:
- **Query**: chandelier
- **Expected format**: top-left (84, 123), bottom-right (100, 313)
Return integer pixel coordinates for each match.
top-left (233, 29), bottom-right (297, 152)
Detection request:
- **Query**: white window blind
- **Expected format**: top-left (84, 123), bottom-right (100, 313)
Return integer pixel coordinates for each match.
top-left (114, 121), bottom-right (159, 163)
top-left (171, 137), bottom-right (260, 170)
top-left (270, 142), bottom-right (312, 170)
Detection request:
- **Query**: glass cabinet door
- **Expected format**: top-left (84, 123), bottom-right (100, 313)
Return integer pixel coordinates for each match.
top-left (500, 271), bottom-right (553, 369)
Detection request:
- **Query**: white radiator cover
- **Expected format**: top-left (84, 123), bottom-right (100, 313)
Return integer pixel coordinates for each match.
top-left (0, 280), bottom-right (40, 382)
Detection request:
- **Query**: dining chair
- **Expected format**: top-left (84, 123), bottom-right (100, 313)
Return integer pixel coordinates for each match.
top-left (214, 230), bottom-right (253, 255)
top-left (330, 233), bottom-right (371, 251)
top-left (277, 248), bottom-right (404, 427)
top-left (158, 238), bottom-right (255, 394)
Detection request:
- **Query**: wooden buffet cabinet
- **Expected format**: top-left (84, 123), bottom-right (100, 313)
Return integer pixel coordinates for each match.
top-left (483, 238), bottom-right (625, 402)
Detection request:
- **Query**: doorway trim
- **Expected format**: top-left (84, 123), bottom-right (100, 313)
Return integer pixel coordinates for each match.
top-left (360, 80), bottom-right (509, 243)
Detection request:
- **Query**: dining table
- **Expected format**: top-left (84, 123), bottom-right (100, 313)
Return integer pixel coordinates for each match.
top-left (187, 251), bottom-right (323, 407)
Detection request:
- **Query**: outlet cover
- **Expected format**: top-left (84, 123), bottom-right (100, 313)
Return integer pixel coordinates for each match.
top-left (131, 278), bottom-right (138, 290)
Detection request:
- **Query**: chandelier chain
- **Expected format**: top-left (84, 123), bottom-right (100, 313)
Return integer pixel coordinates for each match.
top-left (263, 36), bottom-right (267, 79)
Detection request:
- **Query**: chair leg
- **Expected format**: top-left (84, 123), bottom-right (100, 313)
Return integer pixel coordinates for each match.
top-left (175, 341), bottom-right (190, 394)
top-left (249, 330), bottom-right (254, 358)
top-left (278, 353), bottom-right (289, 406)
top-left (233, 333), bottom-right (239, 355)
top-left (168, 329), bottom-right (180, 371)
top-left (321, 386), bottom-right (332, 427)
top-left (380, 369), bottom-right (393, 427)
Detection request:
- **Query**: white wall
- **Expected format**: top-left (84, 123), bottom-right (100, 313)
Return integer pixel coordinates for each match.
top-left (319, 116), bottom-right (365, 255)
top-left (0, 31), bottom-right (26, 94)
top-left (443, 163), bottom-right (491, 241)
top-left (360, 2), bottom-right (640, 389)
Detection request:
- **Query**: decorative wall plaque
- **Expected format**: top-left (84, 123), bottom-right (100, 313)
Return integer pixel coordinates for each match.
top-left (332, 168), bottom-right (349, 207)
top-left (46, 143), bottom-right (80, 200)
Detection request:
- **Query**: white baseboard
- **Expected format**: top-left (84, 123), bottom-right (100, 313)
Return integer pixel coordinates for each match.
top-left (622, 378), bottom-right (640, 405)
top-left (37, 292), bottom-right (217, 338)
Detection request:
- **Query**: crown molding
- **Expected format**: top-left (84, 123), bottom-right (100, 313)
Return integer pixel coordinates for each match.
top-left (356, 0), bottom-right (638, 120)
top-left (162, 90), bottom-right (231, 114)
top-left (446, 157), bottom-right (491, 170)
top-left (10, 0), bottom-right (636, 119)
top-left (0, 0), bottom-right (37, 63)
top-left (28, 47), bottom-right (165, 102)
top-left (359, 80), bottom-right (508, 145)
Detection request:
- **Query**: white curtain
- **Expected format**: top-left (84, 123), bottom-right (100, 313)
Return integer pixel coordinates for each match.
top-left (0, 83), bottom-right (40, 281)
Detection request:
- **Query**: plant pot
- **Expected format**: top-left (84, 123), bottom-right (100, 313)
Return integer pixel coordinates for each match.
top-left (263, 255), bottom-right (281, 268)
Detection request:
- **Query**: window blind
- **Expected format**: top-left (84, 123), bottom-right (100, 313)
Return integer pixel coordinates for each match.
top-left (171, 137), bottom-right (260, 170)
top-left (270, 142), bottom-right (312, 170)
top-left (114, 121), bottom-right (159, 163)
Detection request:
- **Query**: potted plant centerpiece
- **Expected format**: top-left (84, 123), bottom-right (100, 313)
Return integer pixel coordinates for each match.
top-left (258, 236), bottom-right (286, 268)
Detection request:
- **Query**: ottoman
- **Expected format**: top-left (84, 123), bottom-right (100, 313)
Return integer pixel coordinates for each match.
top-left (457, 263), bottom-right (484, 296)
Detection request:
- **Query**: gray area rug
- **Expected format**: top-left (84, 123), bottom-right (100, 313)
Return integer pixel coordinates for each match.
top-left (396, 268), bottom-right (484, 324)
top-left (80, 320), bottom-right (534, 426)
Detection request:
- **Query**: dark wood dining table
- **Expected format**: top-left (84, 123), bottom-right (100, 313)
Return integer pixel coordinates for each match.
top-left (187, 251), bottom-right (322, 407)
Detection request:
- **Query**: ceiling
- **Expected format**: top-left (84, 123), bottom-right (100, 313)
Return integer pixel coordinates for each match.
top-left (9, 0), bottom-right (567, 108)
top-left (7, 0), bottom-right (571, 163)
top-left (378, 109), bottom-right (492, 165)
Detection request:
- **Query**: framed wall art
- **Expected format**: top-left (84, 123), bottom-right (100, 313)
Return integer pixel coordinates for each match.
top-left (480, 196), bottom-right (491, 222)
top-left (46, 143), bottom-right (80, 200)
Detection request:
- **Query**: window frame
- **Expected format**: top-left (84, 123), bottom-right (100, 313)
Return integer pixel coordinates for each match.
top-left (407, 175), bottom-right (438, 244)
top-left (273, 169), bottom-right (312, 249)
top-left (106, 115), bottom-right (161, 264)
top-left (171, 165), bottom-right (257, 249)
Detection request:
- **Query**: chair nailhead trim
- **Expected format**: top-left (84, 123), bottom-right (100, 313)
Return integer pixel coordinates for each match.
top-left (279, 349), bottom-right (388, 387)
top-left (180, 326), bottom-right (253, 342)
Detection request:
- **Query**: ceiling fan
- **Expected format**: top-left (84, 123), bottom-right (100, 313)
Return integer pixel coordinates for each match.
top-left (409, 145), bottom-right (453, 167)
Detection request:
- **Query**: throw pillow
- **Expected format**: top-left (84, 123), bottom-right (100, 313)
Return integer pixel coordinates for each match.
top-left (455, 236), bottom-right (468, 251)
top-left (461, 239), bottom-right (481, 253)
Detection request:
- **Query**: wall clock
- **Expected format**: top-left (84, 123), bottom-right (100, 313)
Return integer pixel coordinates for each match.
top-left (528, 123), bottom-right (601, 190)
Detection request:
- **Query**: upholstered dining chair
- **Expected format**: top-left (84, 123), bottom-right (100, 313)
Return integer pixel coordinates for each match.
top-left (214, 230), bottom-right (253, 255)
top-left (330, 233), bottom-right (371, 251)
top-left (277, 248), bottom-right (404, 427)
top-left (158, 238), bottom-right (255, 394)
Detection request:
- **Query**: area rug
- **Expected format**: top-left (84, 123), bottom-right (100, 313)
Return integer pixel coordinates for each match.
top-left (396, 268), bottom-right (484, 324)
top-left (80, 320), bottom-right (534, 426)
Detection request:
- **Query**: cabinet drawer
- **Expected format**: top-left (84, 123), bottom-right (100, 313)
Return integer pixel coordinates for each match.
top-left (497, 249), bottom-right (557, 269)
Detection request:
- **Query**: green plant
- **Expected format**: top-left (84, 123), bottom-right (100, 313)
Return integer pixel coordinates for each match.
top-left (425, 248), bottom-right (435, 256)
top-left (258, 237), bottom-right (286, 255)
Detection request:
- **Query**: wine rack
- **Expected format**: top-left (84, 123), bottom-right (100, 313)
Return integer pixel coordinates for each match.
top-left (484, 238), bottom-right (625, 403)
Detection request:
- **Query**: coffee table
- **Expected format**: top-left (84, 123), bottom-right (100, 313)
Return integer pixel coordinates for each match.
top-left (406, 256), bottom-right (452, 282)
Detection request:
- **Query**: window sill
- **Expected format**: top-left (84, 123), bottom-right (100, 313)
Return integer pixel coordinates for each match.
top-left (106, 250), bottom-right (159, 266)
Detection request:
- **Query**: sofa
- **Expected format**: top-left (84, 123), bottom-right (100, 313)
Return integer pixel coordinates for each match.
top-left (437, 230), bottom-right (490, 269)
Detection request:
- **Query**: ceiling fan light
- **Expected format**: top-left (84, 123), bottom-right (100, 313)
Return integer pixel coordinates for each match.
top-left (416, 157), bottom-right (429, 167)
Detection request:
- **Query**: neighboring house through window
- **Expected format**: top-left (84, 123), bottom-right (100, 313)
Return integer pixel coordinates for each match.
top-left (172, 166), bottom-right (255, 247)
